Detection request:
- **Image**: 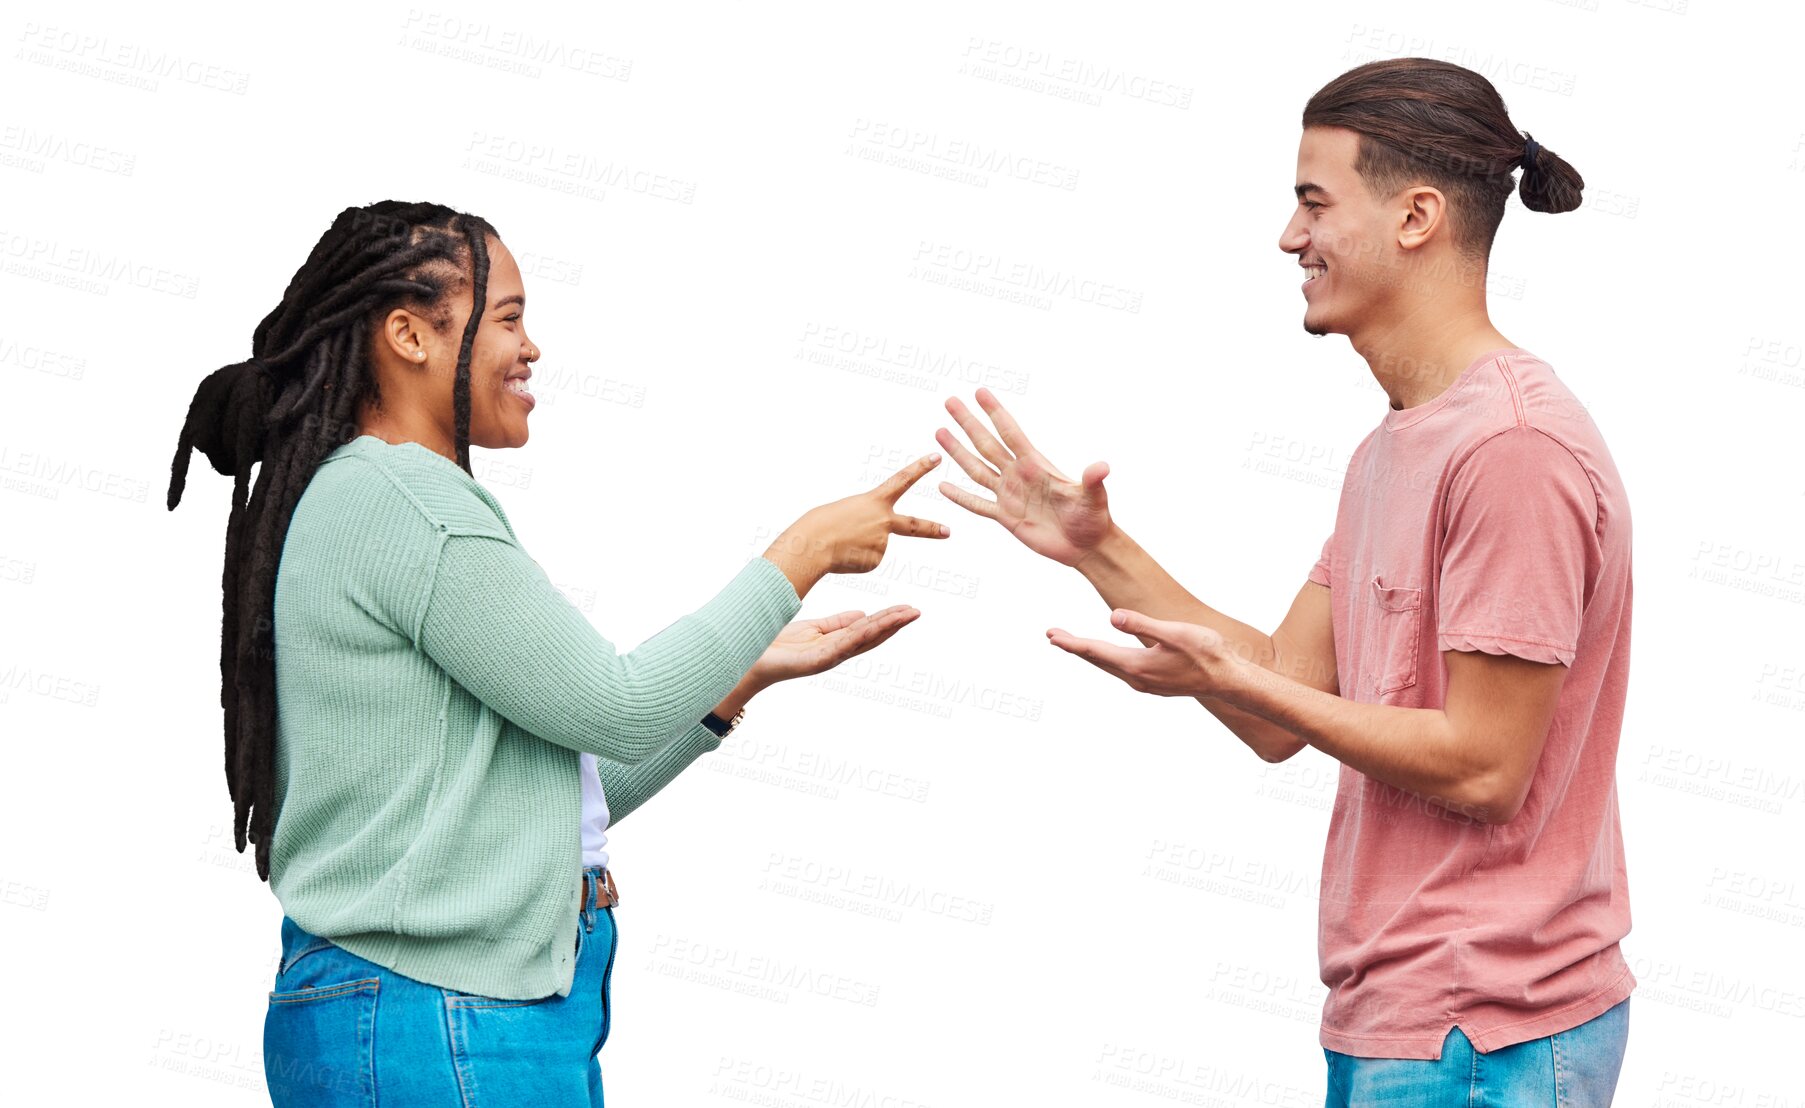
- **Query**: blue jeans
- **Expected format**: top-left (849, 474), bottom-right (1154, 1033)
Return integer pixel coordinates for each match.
top-left (264, 865), bottom-right (619, 1106)
top-left (1323, 998), bottom-right (1628, 1107)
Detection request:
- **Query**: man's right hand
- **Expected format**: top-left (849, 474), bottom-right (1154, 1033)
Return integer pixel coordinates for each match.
top-left (935, 388), bottom-right (1115, 567)
top-left (935, 388), bottom-right (1331, 766)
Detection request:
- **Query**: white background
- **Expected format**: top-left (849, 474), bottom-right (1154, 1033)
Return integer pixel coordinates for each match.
top-left (4, 0), bottom-right (1803, 1104)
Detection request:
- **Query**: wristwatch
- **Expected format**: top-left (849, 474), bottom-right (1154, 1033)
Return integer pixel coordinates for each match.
top-left (701, 707), bottom-right (744, 737)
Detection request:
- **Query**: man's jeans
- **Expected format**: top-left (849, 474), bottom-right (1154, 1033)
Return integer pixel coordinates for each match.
top-left (1324, 998), bottom-right (1629, 1107)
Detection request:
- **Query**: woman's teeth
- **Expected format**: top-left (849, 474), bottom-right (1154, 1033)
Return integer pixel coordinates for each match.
top-left (505, 378), bottom-right (531, 396)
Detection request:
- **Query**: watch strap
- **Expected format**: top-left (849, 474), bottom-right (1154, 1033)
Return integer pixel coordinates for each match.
top-left (701, 708), bottom-right (742, 737)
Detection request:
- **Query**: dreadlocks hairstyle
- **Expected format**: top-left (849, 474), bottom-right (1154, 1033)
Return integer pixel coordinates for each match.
top-left (1302, 58), bottom-right (1585, 260)
top-left (166, 200), bottom-right (497, 880)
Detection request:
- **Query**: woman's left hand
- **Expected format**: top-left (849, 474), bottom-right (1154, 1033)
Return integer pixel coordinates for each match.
top-left (750, 606), bottom-right (921, 686)
top-left (1045, 608), bottom-right (1236, 698)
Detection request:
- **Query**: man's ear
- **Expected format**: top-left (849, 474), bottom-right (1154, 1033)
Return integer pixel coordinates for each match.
top-left (1397, 185), bottom-right (1447, 252)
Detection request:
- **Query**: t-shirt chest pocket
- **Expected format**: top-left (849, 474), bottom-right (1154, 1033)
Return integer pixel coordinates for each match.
top-left (1368, 573), bottom-right (1423, 696)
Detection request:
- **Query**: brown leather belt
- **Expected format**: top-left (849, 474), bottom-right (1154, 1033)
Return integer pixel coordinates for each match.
top-left (590, 868), bottom-right (620, 909)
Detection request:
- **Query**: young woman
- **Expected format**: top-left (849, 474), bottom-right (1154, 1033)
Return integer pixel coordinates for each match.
top-left (166, 200), bottom-right (950, 1105)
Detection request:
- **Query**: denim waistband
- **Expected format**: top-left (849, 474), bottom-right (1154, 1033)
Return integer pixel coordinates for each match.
top-left (579, 866), bottom-right (613, 933)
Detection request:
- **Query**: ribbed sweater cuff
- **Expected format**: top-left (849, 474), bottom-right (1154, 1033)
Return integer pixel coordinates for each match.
top-left (689, 556), bottom-right (803, 667)
top-left (599, 721), bottom-right (725, 825)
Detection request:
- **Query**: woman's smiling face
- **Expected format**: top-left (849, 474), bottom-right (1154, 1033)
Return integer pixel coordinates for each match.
top-left (445, 236), bottom-right (538, 450)
top-left (367, 234), bottom-right (540, 453)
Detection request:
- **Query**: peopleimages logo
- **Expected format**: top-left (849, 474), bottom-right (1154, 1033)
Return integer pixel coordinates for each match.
top-left (0, 125), bottom-right (136, 176)
top-left (0, 229), bottom-right (199, 298)
top-left (795, 322), bottom-right (1032, 396)
top-left (958, 38), bottom-right (1194, 109)
top-left (398, 9), bottom-right (633, 80)
top-left (760, 853), bottom-right (995, 925)
top-left (14, 22), bottom-right (250, 94)
top-left (910, 240), bottom-right (1143, 314)
top-left (847, 119), bottom-right (1080, 191)
top-left (462, 132), bottom-right (697, 204)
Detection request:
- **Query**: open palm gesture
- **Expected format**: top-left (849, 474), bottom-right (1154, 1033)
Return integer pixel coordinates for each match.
top-left (749, 606), bottom-right (920, 685)
top-left (934, 388), bottom-right (1114, 567)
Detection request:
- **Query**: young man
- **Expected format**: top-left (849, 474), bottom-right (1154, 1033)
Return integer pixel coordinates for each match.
top-left (935, 58), bottom-right (1634, 1104)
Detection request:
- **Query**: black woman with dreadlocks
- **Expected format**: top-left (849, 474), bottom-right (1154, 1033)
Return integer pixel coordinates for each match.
top-left (168, 201), bottom-right (949, 1104)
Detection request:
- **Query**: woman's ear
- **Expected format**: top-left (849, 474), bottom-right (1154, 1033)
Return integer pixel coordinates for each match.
top-left (378, 308), bottom-right (430, 365)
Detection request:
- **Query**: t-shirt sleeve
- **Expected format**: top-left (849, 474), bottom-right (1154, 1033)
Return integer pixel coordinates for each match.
top-left (415, 536), bottom-right (802, 761)
top-left (1436, 427), bottom-right (1599, 666)
top-left (1308, 532), bottom-right (1333, 587)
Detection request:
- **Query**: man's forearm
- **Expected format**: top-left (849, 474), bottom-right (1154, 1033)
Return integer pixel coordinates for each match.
top-left (1072, 526), bottom-right (1310, 760)
top-left (1214, 658), bottom-right (1499, 820)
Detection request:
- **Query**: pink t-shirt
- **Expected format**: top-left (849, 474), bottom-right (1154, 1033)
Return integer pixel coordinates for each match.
top-left (1307, 347), bottom-right (1635, 1058)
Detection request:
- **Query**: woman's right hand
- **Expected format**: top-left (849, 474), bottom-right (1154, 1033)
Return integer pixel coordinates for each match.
top-left (762, 453), bottom-right (950, 598)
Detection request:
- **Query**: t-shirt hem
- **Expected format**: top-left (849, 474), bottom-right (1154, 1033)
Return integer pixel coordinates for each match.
top-left (1462, 964), bottom-right (1637, 1053)
top-left (1318, 962), bottom-right (1636, 1059)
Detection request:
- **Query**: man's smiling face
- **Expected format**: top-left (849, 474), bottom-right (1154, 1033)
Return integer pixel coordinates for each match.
top-left (1279, 125), bottom-right (1405, 338)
